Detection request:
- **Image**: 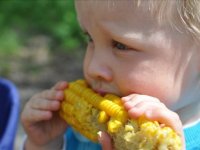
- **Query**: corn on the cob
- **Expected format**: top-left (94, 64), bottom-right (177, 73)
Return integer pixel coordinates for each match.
top-left (59, 79), bottom-right (182, 150)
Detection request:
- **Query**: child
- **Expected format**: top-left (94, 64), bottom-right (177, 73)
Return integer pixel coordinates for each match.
top-left (21, 0), bottom-right (200, 150)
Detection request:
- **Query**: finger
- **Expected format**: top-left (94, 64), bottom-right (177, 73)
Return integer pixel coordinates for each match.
top-left (98, 131), bottom-right (114, 150)
top-left (21, 109), bottom-right (52, 124)
top-left (145, 109), bottom-right (182, 134)
top-left (123, 95), bottom-right (160, 110)
top-left (128, 104), bottom-right (184, 146)
top-left (52, 81), bottom-right (68, 90)
top-left (121, 94), bottom-right (138, 102)
top-left (127, 101), bottom-right (166, 119)
top-left (33, 90), bottom-right (64, 101)
top-left (127, 101), bottom-right (182, 133)
top-left (31, 98), bottom-right (61, 111)
top-left (41, 90), bottom-right (64, 100)
top-left (146, 109), bottom-right (185, 146)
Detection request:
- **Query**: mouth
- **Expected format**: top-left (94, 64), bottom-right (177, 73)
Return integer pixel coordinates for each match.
top-left (87, 81), bottom-right (116, 96)
top-left (93, 89), bottom-right (107, 96)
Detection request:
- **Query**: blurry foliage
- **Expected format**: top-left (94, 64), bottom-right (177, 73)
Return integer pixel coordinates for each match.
top-left (0, 0), bottom-right (85, 54)
top-left (0, 30), bottom-right (21, 57)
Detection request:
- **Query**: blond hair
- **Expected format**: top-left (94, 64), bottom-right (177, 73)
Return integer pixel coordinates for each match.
top-left (76, 0), bottom-right (200, 41)
top-left (135, 0), bottom-right (200, 41)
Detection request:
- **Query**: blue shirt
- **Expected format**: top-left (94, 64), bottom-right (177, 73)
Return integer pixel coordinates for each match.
top-left (184, 121), bottom-right (200, 150)
top-left (66, 128), bottom-right (101, 150)
top-left (66, 121), bottom-right (200, 150)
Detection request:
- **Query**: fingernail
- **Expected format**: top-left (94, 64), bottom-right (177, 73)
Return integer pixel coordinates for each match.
top-left (121, 96), bottom-right (129, 102)
top-left (56, 91), bottom-right (63, 98)
top-left (61, 81), bottom-right (68, 87)
top-left (97, 131), bottom-right (102, 142)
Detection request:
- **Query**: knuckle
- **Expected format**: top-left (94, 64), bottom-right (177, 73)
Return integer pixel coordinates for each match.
top-left (44, 101), bottom-right (50, 108)
top-left (145, 95), bottom-right (161, 103)
top-left (171, 112), bottom-right (181, 121)
top-left (52, 81), bottom-right (62, 89)
top-left (31, 93), bottom-right (41, 99)
top-left (41, 90), bottom-right (49, 96)
top-left (159, 102), bottom-right (167, 108)
top-left (153, 97), bottom-right (161, 103)
top-left (41, 89), bottom-right (55, 99)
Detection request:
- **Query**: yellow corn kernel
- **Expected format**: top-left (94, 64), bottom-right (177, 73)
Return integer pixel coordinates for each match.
top-left (108, 118), bottom-right (123, 133)
top-left (105, 94), bottom-right (123, 106)
top-left (98, 110), bottom-right (109, 123)
top-left (60, 79), bottom-right (182, 150)
top-left (98, 99), bottom-right (127, 120)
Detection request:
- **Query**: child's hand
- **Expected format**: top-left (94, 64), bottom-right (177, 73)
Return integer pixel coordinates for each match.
top-left (122, 94), bottom-right (185, 149)
top-left (99, 94), bottom-right (185, 150)
top-left (21, 81), bottom-right (68, 149)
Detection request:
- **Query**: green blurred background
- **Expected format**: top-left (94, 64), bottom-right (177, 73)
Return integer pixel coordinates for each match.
top-left (0, 1), bottom-right (86, 148)
top-left (0, 0), bottom-right (85, 78)
top-left (0, 0), bottom-right (84, 53)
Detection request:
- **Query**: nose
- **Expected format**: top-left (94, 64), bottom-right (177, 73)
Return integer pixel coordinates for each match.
top-left (84, 51), bottom-right (112, 82)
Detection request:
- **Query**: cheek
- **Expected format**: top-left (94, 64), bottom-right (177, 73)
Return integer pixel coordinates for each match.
top-left (83, 54), bottom-right (89, 73)
top-left (116, 71), bottom-right (180, 107)
top-left (83, 48), bottom-right (92, 77)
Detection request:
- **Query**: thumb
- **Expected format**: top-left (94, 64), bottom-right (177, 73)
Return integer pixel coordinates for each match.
top-left (98, 131), bottom-right (113, 150)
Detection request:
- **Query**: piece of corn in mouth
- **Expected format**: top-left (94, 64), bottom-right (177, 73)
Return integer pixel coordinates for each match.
top-left (59, 79), bottom-right (182, 150)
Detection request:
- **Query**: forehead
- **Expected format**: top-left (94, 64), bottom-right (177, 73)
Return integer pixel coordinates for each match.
top-left (76, 0), bottom-right (136, 13)
top-left (75, 0), bottom-right (149, 19)
top-left (75, 0), bottom-right (158, 31)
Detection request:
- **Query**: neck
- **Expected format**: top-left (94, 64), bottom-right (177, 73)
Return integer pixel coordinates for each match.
top-left (176, 100), bottom-right (200, 127)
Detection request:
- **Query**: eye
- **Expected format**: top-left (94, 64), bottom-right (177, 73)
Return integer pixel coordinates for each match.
top-left (112, 40), bottom-right (130, 50)
top-left (84, 32), bottom-right (93, 43)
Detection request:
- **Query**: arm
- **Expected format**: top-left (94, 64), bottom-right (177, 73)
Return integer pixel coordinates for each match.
top-left (21, 81), bottom-right (68, 150)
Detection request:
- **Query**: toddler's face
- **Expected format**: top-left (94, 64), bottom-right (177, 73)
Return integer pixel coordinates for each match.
top-left (76, 1), bottom-right (200, 110)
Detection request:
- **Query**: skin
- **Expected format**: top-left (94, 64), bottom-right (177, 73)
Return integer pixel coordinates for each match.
top-left (21, 81), bottom-right (68, 149)
top-left (21, 1), bottom-right (200, 150)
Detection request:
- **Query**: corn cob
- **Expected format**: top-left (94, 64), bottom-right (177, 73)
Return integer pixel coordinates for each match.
top-left (59, 79), bottom-right (182, 150)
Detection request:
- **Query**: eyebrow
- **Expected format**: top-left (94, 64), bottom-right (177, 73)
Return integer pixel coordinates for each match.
top-left (79, 20), bottom-right (146, 50)
top-left (100, 22), bottom-right (144, 47)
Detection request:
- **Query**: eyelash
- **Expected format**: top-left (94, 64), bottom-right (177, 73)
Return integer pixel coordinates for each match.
top-left (84, 33), bottom-right (93, 43)
top-left (84, 32), bottom-right (130, 51)
top-left (112, 40), bottom-right (130, 50)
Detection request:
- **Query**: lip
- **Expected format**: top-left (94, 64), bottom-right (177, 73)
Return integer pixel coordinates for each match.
top-left (93, 89), bottom-right (107, 96)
